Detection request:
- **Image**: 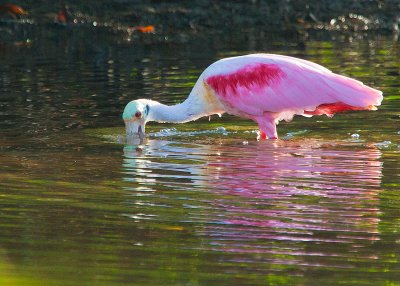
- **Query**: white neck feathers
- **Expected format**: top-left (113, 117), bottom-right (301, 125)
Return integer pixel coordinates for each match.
top-left (147, 98), bottom-right (207, 123)
top-left (146, 78), bottom-right (224, 123)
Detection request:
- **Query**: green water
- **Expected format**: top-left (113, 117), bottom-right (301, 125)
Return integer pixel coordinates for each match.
top-left (1, 23), bottom-right (400, 285)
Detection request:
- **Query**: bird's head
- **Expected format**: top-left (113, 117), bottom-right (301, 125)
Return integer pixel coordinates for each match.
top-left (122, 99), bottom-right (151, 137)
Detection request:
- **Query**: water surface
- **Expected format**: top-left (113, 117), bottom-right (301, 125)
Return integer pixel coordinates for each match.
top-left (1, 23), bottom-right (400, 285)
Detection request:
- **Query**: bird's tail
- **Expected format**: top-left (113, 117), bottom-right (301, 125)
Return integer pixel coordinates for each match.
top-left (326, 73), bottom-right (383, 108)
top-left (305, 73), bottom-right (383, 117)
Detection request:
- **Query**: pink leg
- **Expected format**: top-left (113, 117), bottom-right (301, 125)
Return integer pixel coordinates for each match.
top-left (254, 114), bottom-right (278, 139)
top-left (259, 130), bottom-right (268, 140)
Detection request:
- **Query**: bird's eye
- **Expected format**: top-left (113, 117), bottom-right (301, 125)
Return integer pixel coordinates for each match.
top-left (135, 111), bottom-right (142, 118)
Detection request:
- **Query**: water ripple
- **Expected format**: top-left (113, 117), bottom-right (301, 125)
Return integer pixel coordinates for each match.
top-left (122, 139), bottom-right (383, 270)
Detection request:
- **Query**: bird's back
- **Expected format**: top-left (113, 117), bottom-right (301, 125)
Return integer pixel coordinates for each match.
top-left (203, 54), bottom-right (331, 77)
top-left (201, 54), bottom-right (382, 122)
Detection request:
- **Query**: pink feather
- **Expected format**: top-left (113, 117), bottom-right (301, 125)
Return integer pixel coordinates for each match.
top-left (202, 54), bottom-right (383, 139)
top-left (123, 54), bottom-right (383, 139)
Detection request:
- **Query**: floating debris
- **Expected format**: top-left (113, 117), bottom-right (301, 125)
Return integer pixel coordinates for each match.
top-left (133, 25), bottom-right (155, 33)
top-left (55, 4), bottom-right (72, 24)
top-left (0, 3), bottom-right (28, 19)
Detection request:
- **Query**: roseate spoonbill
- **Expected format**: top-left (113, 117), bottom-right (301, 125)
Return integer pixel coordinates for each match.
top-left (123, 54), bottom-right (383, 139)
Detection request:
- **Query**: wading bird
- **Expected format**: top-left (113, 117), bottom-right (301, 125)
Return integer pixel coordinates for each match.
top-left (123, 54), bottom-right (383, 139)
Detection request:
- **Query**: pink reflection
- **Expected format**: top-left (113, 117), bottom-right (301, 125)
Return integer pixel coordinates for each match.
top-left (200, 140), bottom-right (382, 260)
top-left (123, 138), bottom-right (383, 266)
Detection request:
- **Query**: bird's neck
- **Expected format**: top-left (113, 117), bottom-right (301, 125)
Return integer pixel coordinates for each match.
top-left (148, 98), bottom-right (207, 123)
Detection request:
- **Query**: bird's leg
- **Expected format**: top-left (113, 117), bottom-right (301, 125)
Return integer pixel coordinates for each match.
top-left (258, 130), bottom-right (268, 140)
top-left (254, 113), bottom-right (278, 139)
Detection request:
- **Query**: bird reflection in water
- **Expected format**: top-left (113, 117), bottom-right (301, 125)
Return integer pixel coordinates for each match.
top-left (202, 141), bottom-right (382, 258)
top-left (122, 138), bottom-right (382, 266)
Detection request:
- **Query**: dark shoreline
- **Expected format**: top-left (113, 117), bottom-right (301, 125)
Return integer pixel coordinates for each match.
top-left (9, 1), bottom-right (400, 34)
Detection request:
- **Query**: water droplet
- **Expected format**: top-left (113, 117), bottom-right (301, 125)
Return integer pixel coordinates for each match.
top-left (351, 133), bottom-right (360, 139)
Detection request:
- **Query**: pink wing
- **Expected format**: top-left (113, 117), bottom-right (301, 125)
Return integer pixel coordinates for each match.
top-left (203, 54), bottom-right (382, 138)
top-left (204, 54), bottom-right (382, 119)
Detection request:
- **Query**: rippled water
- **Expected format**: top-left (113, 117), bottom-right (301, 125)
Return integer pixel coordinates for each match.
top-left (1, 22), bottom-right (400, 285)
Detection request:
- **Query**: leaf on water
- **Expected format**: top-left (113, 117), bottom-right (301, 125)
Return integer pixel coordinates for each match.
top-left (159, 225), bottom-right (184, 231)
